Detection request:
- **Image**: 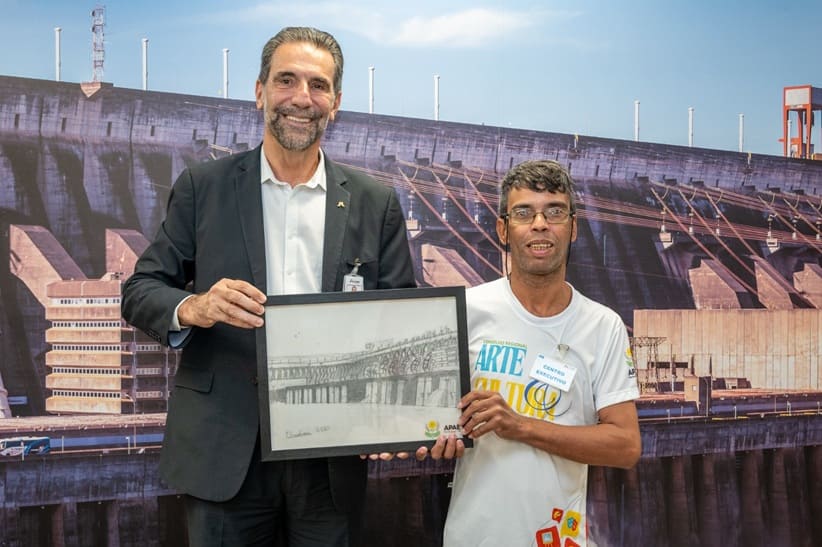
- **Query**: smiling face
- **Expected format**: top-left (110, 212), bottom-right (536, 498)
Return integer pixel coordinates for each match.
top-left (497, 186), bottom-right (577, 282)
top-left (255, 41), bottom-right (341, 153)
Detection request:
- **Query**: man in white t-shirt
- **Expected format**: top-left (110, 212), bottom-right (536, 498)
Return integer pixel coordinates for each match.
top-left (418, 160), bottom-right (641, 547)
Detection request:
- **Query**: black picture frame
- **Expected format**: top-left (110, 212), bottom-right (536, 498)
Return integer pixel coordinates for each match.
top-left (255, 286), bottom-right (472, 461)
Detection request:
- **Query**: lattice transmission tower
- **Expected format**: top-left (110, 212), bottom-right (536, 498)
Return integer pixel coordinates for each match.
top-left (91, 5), bottom-right (105, 82)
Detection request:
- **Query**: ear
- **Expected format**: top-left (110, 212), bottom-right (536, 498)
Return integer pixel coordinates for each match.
top-left (496, 217), bottom-right (507, 245)
top-left (329, 91), bottom-right (342, 122)
top-left (570, 215), bottom-right (578, 242)
top-left (255, 80), bottom-right (264, 110)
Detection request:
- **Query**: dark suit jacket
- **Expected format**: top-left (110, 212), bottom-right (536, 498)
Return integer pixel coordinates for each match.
top-left (121, 145), bottom-right (415, 507)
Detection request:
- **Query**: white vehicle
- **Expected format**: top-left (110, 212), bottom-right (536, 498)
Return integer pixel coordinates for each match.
top-left (0, 436), bottom-right (50, 456)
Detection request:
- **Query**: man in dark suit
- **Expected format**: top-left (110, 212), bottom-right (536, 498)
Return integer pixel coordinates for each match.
top-left (122, 27), bottom-right (415, 546)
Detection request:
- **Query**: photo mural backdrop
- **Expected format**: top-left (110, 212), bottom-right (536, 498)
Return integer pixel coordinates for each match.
top-left (1, 75), bottom-right (821, 546)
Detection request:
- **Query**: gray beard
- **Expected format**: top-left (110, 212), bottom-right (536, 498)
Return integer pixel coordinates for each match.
top-left (266, 110), bottom-right (327, 151)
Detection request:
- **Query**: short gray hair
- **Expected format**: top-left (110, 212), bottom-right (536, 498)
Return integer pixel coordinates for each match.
top-left (258, 27), bottom-right (344, 95)
top-left (498, 160), bottom-right (577, 216)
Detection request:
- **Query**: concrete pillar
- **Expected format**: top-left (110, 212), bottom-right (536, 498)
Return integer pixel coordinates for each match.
top-left (106, 500), bottom-right (120, 547)
top-left (63, 502), bottom-right (78, 547)
top-left (783, 447), bottom-right (811, 547)
top-left (666, 456), bottom-right (690, 543)
top-left (809, 446), bottom-right (822, 545)
top-left (396, 379), bottom-right (406, 405)
top-left (587, 466), bottom-right (610, 542)
top-left (142, 496), bottom-right (160, 544)
top-left (52, 504), bottom-right (66, 547)
top-left (119, 497), bottom-right (160, 545)
top-left (695, 453), bottom-right (721, 547)
top-left (740, 451), bottom-right (765, 546)
top-left (1, 507), bottom-right (21, 545)
top-left (636, 457), bottom-right (684, 545)
top-left (0, 369), bottom-right (12, 417)
top-left (768, 449), bottom-right (790, 544)
top-left (621, 465), bottom-right (642, 546)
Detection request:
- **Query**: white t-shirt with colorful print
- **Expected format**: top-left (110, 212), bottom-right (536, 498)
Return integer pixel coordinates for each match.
top-left (443, 278), bottom-right (639, 547)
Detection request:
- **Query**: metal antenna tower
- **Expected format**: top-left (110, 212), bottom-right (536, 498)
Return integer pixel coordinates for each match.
top-left (91, 5), bottom-right (105, 82)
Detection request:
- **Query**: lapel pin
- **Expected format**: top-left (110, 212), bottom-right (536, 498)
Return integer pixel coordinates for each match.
top-left (337, 201), bottom-right (345, 208)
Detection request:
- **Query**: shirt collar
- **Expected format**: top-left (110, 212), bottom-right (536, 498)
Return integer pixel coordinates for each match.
top-left (260, 147), bottom-right (327, 191)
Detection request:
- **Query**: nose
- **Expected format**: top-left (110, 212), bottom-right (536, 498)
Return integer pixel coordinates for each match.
top-left (530, 211), bottom-right (550, 229)
top-left (290, 80), bottom-right (312, 108)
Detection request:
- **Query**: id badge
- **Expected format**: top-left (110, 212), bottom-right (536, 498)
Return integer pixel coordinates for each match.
top-left (529, 353), bottom-right (577, 392)
top-left (343, 273), bottom-right (364, 292)
top-left (343, 258), bottom-right (364, 292)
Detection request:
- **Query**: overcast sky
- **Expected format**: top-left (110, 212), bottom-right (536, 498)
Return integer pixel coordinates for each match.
top-left (2, 0), bottom-right (821, 156)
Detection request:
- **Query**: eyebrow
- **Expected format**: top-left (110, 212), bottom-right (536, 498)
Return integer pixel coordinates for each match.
top-left (511, 201), bottom-right (569, 210)
top-left (272, 70), bottom-right (331, 85)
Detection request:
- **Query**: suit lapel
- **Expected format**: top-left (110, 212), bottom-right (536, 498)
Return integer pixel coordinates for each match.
top-left (235, 146), bottom-right (267, 293)
top-left (322, 158), bottom-right (350, 292)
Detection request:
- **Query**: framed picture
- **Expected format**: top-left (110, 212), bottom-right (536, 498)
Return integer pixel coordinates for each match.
top-left (255, 286), bottom-right (472, 461)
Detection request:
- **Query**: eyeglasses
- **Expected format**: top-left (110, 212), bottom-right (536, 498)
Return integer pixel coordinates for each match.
top-left (501, 206), bottom-right (574, 225)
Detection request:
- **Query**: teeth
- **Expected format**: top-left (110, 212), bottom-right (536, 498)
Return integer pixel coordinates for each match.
top-left (529, 243), bottom-right (552, 250)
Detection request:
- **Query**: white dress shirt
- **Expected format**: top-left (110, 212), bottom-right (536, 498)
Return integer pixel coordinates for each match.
top-left (260, 148), bottom-right (327, 295)
top-left (169, 148), bottom-right (327, 339)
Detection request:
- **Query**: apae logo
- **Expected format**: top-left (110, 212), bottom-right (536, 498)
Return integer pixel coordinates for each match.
top-left (424, 420), bottom-right (440, 438)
